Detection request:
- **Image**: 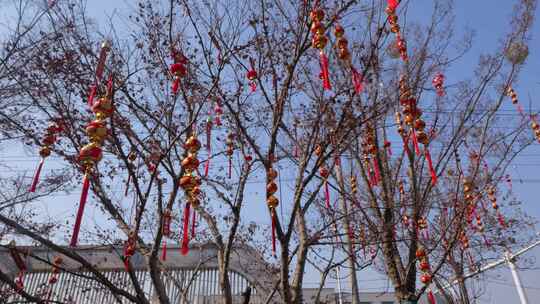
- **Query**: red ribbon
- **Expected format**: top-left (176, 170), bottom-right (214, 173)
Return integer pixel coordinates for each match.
top-left (351, 67), bottom-right (363, 94)
top-left (319, 51), bottom-right (331, 90)
top-left (161, 242), bottom-right (167, 261)
top-left (172, 78), bottom-right (181, 95)
top-left (324, 180), bottom-right (330, 208)
top-left (29, 159), bottom-right (45, 193)
top-left (427, 290), bottom-right (437, 304)
top-left (411, 130), bottom-right (420, 155)
top-left (70, 174), bottom-right (90, 247)
top-left (181, 202), bottom-right (191, 256)
top-left (250, 81), bottom-right (257, 92)
top-left (271, 210), bottom-right (277, 257)
top-left (87, 85), bottom-right (97, 106)
top-left (205, 120), bottom-right (212, 177)
top-left (425, 148), bottom-right (437, 186)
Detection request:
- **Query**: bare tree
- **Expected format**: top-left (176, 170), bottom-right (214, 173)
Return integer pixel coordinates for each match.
top-left (0, 0), bottom-right (537, 304)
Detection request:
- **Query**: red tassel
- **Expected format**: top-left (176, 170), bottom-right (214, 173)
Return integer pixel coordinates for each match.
top-left (180, 202), bottom-right (191, 256)
top-left (191, 209), bottom-right (196, 239)
top-left (70, 174), bottom-right (90, 247)
top-left (95, 46), bottom-right (109, 81)
top-left (428, 290), bottom-right (437, 304)
top-left (372, 158), bottom-right (381, 185)
top-left (107, 74), bottom-right (113, 94)
top-left (351, 67), bottom-right (363, 94)
top-left (402, 132), bottom-right (411, 157)
top-left (271, 210), bottom-right (277, 257)
top-left (162, 242), bottom-right (167, 261)
top-left (319, 51), bottom-right (331, 90)
top-left (411, 131), bottom-right (420, 155)
top-left (205, 120), bottom-right (212, 177)
top-left (87, 85), bottom-right (97, 106)
top-left (324, 180), bottom-right (330, 208)
top-left (425, 149), bottom-right (437, 186)
top-left (172, 78), bottom-right (180, 95)
top-left (293, 145), bottom-right (299, 158)
top-left (29, 159), bottom-right (45, 193)
top-left (497, 213), bottom-right (507, 228)
top-left (250, 81), bottom-right (257, 92)
top-left (228, 156), bottom-right (232, 179)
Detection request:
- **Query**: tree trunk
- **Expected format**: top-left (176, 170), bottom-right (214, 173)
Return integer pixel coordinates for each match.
top-left (218, 250), bottom-right (233, 304)
top-left (335, 165), bottom-right (360, 304)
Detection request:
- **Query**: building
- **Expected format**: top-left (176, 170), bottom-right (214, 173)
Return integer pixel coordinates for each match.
top-left (0, 244), bottom-right (445, 303)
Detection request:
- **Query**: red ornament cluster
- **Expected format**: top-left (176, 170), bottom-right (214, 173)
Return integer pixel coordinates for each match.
top-left (179, 135), bottom-right (202, 255)
top-left (29, 120), bottom-right (64, 192)
top-left (432, 73), bottom-right (445, 97)
top-left (310, 6), bottom-right (331, 90)
top-left (170, 51), bottom-right (188, 95)
top-left (385, 0), bottom-right (408, 62)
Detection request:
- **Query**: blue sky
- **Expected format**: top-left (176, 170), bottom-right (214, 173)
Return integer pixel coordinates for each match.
top-left (1, 0), bottom-right (540, 303)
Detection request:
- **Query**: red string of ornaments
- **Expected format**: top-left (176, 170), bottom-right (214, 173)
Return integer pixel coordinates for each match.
top-left (266, 162), bottom-right (279, 257)
top-left (29, 120), bottom-right (64, 192)
top-left (385, 0), bottom-right (409, 62)
top-left (333, 24), bottom-right (363, 94)
top-left (310, 6), bottom-right (331, 90)
top-left (399, 76), bottom-right (437, 185)
top-left (416, 247), bottom-right (437, 304)
top-left (71, 75), bottom-right (114, 247)
top-left (179, 135), bottom-right (202, 255)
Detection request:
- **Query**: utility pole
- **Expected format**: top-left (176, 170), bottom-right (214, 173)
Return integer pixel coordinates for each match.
top-left (435, 239), bottom-right (540, 304)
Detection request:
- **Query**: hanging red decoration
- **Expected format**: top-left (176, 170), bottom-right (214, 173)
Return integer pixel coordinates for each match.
top-left (399, 75), bottom-right (437, 185)
top-left (204, 116), bottom-right (213, 177)
top-left (333, 24), bottom-right (364, 94)
top-left (267, 165), bottom-right (279, 256)
top-left (72, 75), bottom-right (114, 247)
top-left (386, 2), bottom-right (409, 62)
top-left (161, 209), bottom-right (172, 261)
top-left (170, 51), bottom-right (188, 95)
top-left (432, 73), bottom-right (445, 97)
top-left (123, 230), bottom-right (136, 271)
top-left (319, 167), bottom-right (331, 208)
top-left (179, 135), bottom-right (202, 255)
top-left (214, 99), bottom-right (223, 126)
top-left (88, 40), bottom-right (111, 106)
top-left (29, 120), bottom-right (63, 193)
top-left (310, 7), bottom-right (331, 90)
top-left (246, 58), bottom-right (258, 92)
